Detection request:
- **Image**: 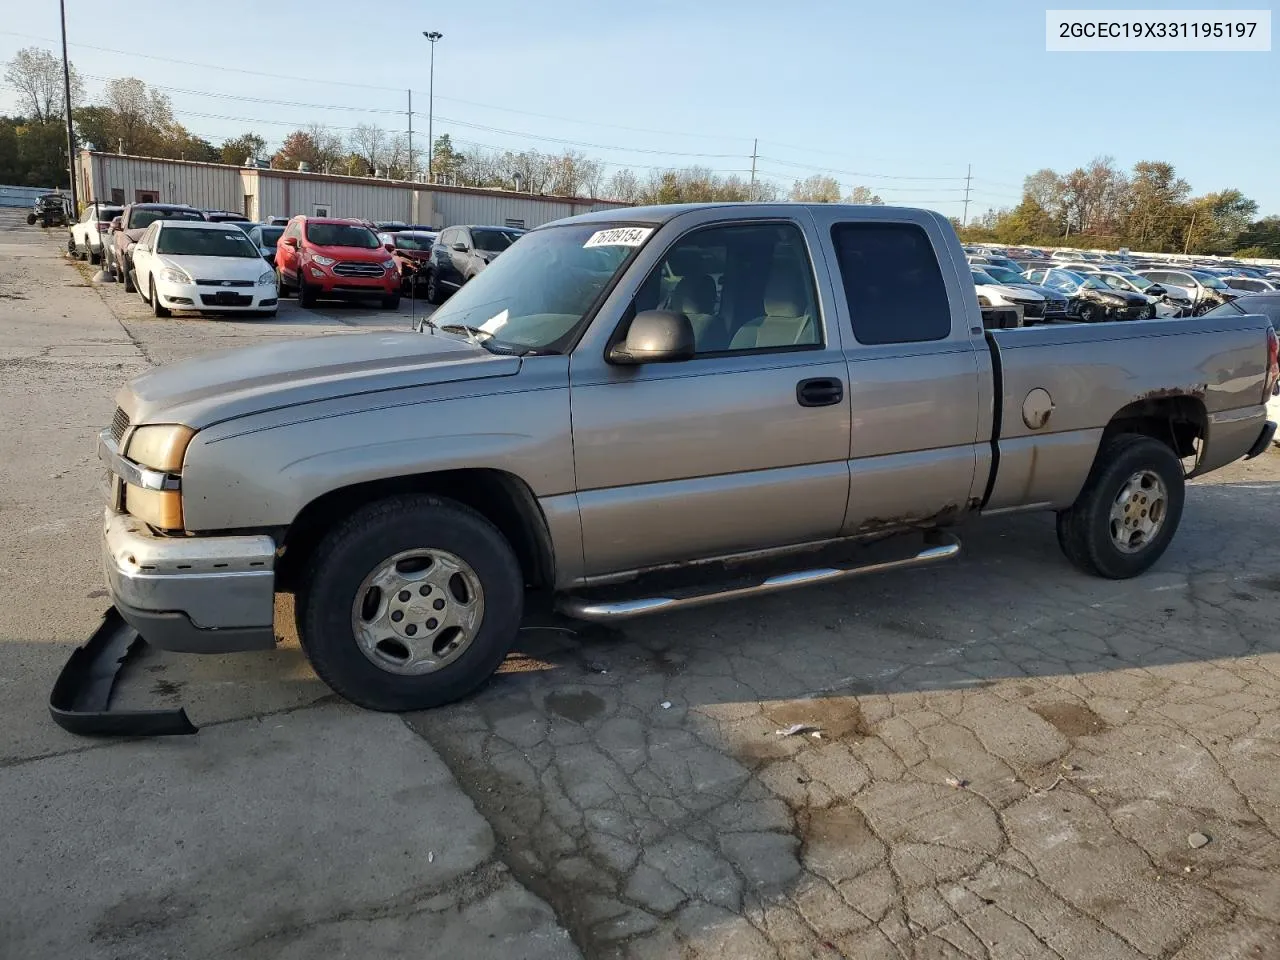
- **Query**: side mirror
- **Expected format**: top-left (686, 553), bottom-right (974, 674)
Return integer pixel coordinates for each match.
top-left (608, 310), bottom-right (696, 365)
top-left (451, 241), bottom-right (468, 252)
top-left (281, 236), bottom-right (298, 248)
top-left (110, 217), bottom-right (122, 232)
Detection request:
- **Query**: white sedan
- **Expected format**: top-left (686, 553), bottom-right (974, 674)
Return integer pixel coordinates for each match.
top-left (130, 219), bottom-right (279, 318)
top-left (971, 268), bottom-right (1045, 318)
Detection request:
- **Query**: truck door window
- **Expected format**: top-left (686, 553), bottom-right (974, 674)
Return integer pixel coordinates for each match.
top-left (631, 222), bottom-right (821, 354)
top-left (830, 222), bottom-right (950, 345)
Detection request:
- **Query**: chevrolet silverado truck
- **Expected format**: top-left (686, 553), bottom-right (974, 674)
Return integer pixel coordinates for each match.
top-left (93, 203), bottom-right (1278, 712)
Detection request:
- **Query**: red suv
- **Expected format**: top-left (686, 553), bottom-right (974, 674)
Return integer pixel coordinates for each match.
top-left (276, 216), bottom-right (401, 309)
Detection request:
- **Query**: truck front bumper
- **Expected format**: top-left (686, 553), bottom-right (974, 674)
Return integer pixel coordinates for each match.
top-left (103, 508), bottom-right (278, 653)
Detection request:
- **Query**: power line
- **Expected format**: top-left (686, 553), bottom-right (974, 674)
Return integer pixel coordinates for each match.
top-left (755, 156), bottom-right (968, 182)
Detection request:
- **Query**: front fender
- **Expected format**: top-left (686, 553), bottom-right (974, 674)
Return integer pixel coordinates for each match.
top-left (180, 364), bottom-right (574, 532)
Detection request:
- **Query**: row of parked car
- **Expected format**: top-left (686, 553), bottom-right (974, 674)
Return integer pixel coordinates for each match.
top-left (64, 199), bottom-right (525, 317)
top-left (962, 243), bottom-right (1280, 325)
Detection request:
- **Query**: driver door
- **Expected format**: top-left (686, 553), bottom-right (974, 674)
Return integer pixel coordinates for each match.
top-left (569, 215), bottom-right (852, 577)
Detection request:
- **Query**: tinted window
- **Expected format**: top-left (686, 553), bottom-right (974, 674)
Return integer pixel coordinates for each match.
top-left (156, 227), bottom-right (261, 258)
top-left (1202, 296), bottom-right (1280, 325)
top-left (305, 222), bottom-right (380, 248)
top-left (473, 228), bottom-right (523, 253)
top-left (830, 223), bottom-right (949, 345)
top-left (633, 221), bottom-right (820, 354)
top-left (128, 207), bottom-right (204, 229)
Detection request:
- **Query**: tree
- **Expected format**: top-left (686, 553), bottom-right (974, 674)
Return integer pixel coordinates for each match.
top-left (74, 105), bottom-right (115, 152)
top-left (1023, 169), bottom-right (1066, 227)
top-left (348, 123), bottom-right (387, 174)
top-left (992, 197), bottom-right (1056, 244)
top-left (101, 77), bottom-right (176, 155)
top-left (220, 132), bottom-right (266, 166)
top-left (545, 150), bottom-right (604, 197)
top-left (306, 123), bottom-right (346, 172)
top-left (273, 129), bottom-right (322, 169)
top-left (429, 133), bottom-right (463, 183)
top-left (789, 174), bottom-right (841, 203)
top-left (4, 47), bottom-right (83, 122)
top-left (1233, 216), bottom-right (1280, 257)
top-left (605, 168), bottom-right (641, 202)
top-left (845, 185), bottom-right (883, 205)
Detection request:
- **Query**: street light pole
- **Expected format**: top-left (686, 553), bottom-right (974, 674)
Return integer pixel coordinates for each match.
top-left (59, 0), bottom-right (78, 211)
top-left (423, 31), bottom-right (443, 183)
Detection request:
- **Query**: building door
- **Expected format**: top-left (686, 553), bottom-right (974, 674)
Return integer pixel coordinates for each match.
top-left (135, 189), bottom-right (159, 203)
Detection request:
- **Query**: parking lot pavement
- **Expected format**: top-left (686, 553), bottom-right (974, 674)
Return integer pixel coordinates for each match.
top-left (3, 210), bottom-right (1280, 959)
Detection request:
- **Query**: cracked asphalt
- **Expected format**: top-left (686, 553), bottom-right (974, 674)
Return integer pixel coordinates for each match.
top-left (2, 208), bottom-right (1279, 959)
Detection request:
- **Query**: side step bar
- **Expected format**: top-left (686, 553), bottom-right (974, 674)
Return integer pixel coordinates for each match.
top-left (558, 531), bottom-right (961, 622)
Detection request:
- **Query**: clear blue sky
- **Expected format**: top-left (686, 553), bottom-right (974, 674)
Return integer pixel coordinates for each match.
top-left (1, 0), bottom-right (1276, 216)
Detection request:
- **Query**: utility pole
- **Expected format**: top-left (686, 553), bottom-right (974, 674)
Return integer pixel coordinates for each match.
top-left (961, 163), bottom-right (972, 226)
top-left (407, 89), bottom-right (413, 181)
top-left (749, 138), bottom-right (758, 190)
top-left (423, 31), bottom-right (443, 183)
top-left (59, 0), bottom-right (78, 210)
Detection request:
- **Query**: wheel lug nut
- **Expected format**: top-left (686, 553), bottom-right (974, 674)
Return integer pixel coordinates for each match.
top-left (426, 618), bottom-right (438, 629)
top-left (419, 585), bottom-right (431, 596)
top-left (398, 590), bottom-right (411, 601)
top-left (405, 624), bottom-right (417, 636)
top-left (433, 598), bottom-right (445, 610)
top-left (391, 610), bottom-right (403, 622)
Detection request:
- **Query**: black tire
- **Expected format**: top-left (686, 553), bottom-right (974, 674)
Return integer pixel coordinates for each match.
top-left (122, 257), bottom-right (136, 292)
top-left (295, 495), bottom-right (524, 711)
top-left (1140, 303), bottom-right (1156, 320)
top-left (381, 292), bottom-right (401, 310)
top-left (150, 279), bottom-right (170, 317)
top-left (1056, 433), bottom-right (1185, 580)
top-left (26, 213), bottom-right (36, 225)
top-left (89, 248), bottom-right (101, 265)
top-left (425, 270), bottom-right (445, 304)
top-left (276, 267), bottom-right (293, 298)
top-left (1192, 300), bottom-right (1214, 317)
top-left (1077, 302), bottom-right (1097, 322)
top-left (67, 237), bottom-right (79, 259)
top-left (298, 277), bottom-right (316, 307)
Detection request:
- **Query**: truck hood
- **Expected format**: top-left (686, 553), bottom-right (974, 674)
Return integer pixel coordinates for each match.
top-left (117, 331), bottom-right (519, 429)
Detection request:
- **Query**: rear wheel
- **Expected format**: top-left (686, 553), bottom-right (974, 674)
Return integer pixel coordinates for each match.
top-left (89, 248), bottom-right (101, 265)
top-left (1056, 433), bottom-right (1185, 579)
top-left (295, 495), bottom-right (523, 711)
top-left (122, 257), bottom-right (136, 292)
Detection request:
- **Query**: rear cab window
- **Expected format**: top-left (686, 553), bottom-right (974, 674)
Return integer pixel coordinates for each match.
top-left (829, 222), bottom-right (951, 345)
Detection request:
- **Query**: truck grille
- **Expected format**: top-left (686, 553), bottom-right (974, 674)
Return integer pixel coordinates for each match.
top-left (195, 279), bottom-right (254, 287)
top-left (333, 261), bottom-right (386, 278)
top-left (110, 406), bottom-right (130, 442)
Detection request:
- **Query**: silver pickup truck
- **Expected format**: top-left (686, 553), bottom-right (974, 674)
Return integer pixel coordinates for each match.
top-left (96, 203), bottom-right (1278, 711)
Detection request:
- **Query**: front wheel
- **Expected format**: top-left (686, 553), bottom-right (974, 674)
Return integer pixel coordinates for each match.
top-left (150, 279), bottom-right (170, 317)
top-left (1077, 302), bottom-right (1097, 322)
top-left (1056, 433), bottom-right (1185, 579)
top-left (380, 292), bottom-right (401, 310)
top-left (425, 270), bottom-right (445, 305)
top-left (298, 278), bottom-right (316, 307)
top-left (296, 495), bottom-right (524, 711)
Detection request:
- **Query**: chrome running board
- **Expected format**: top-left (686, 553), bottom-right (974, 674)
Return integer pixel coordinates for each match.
top-left (557, 532), bottom-right (961, 622)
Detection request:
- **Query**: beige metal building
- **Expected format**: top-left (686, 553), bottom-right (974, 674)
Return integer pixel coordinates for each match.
top-left (76, 150), bottom-right (625, 228)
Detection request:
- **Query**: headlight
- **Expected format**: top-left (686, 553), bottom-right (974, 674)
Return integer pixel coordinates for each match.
top-left (258, 270), bottom-right (276, 286)
top-left (311, 255), bottom-right (335, 266)
top-left (382, 259), bottom-right (397, 271)
top-left (161, 266), bottom-right (192, 285)
top-left (126, 424), bottom-right (196, 472)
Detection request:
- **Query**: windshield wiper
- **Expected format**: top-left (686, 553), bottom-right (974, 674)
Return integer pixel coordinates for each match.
top-left (437, 324), bottom-right (529, 356)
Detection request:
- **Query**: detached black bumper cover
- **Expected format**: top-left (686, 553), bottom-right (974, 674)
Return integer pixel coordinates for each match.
top-left (49, 608), bottom-right (197, 737)
top-left (1245, 420), bottom-right (1277, 460)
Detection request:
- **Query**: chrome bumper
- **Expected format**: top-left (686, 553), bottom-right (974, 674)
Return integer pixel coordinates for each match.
top-left (103, 509), bottom-right (277, 652)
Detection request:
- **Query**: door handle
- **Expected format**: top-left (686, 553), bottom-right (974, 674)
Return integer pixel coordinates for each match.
top-left (796, 377), bottom-right (844, 407)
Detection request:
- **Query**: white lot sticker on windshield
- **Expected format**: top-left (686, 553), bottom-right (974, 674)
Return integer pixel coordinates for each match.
top-left (224, 234), bottom-right (242, 241)
top-left (583, 227), bottom-right (653, 249)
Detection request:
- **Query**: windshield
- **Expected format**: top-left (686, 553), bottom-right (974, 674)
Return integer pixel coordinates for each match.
top-left (472, 228), bottom-right (522, 253)
top-left (971, 269), bottom-right (997, 285)
top-left (305, 222), bottom-right (380, 248)
top-left (258, 227), bottom-right (284, 248)
top-left (1080, 277), bottom-right (1109, 291)
top-left (156, 227), bottom-right (261, 258)
top-left (424, 223), bottom-right (644, 353)
top-left (1099, 274), bottom-right (1134, 291)
top-left (129, 208), bottom-right (204, 229)
top-left (392, 234), bottom-right (435, 251)
top-left (94, 206), bottom-right (123, 221)
top-left (982, 265), bottom-right (1025, 284)
top-left (1203, 296), bottom-right (1280, 324)
top-left (1190, 271), bottom-right (1228, 290)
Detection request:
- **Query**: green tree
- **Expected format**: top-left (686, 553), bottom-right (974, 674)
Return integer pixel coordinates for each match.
top-left (845, 185), bottom-right (883, 204)
top-left (993, 197), bottom-right (1056, 244)
top-left (220, 133), bottom-right (266, 166)
top-left (1233, 216), bottom-right (1280, 257)
top-left (4, 47), bottom-right (84, 122)
top-left (429, 133), bottom-right (463, 183)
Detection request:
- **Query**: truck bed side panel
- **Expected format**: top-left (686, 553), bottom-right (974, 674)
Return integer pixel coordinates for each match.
top-left (986, 316), bottom-right (1269, 510)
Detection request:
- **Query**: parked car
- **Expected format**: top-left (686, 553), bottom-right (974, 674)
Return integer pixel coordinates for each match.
top-left (1094, 271), bottom-right (1188, 317)
top-left (1136, 268), bottom-right (1237, 315)
top-left (373, 220), bottom-right (410, 232)
top-left (263, 216), bottom-right (290, 226)
top-left (205, 211), bottom-right (252, 224)
top-left (67, 201), bottom-right (123, 264)
top-left (243, 223), bottom-right (285, 266)
top-left (974, 264), bottom-right (1069, 319)
top-left (968, 254), bottom-right (1025, 274)
top-left (1025, 267), bottom-right (1151, 321)
top-left (110, 203), bottom-right (207, 292)
top-left (380, 230), bottom-right (439, 293)
top-left (27, 193), bottom-right (70, 227)
top-left (971, 268), bottom-right (1046, 322)
top-left (89, 203), bottom-right (1277, 713)
top-left (423, 225), bottom-right (526, 304)
top-left (274, 216), bottom-right (401, 309)
top-left (1063, 261), bottom-right (1139, 278)
top-left (1203, 293), bottom-right (1280, 429)
top-left (129, 219), bottom-right (279, 319)
top-left (1225, 276), bottom-right (1278, 295)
